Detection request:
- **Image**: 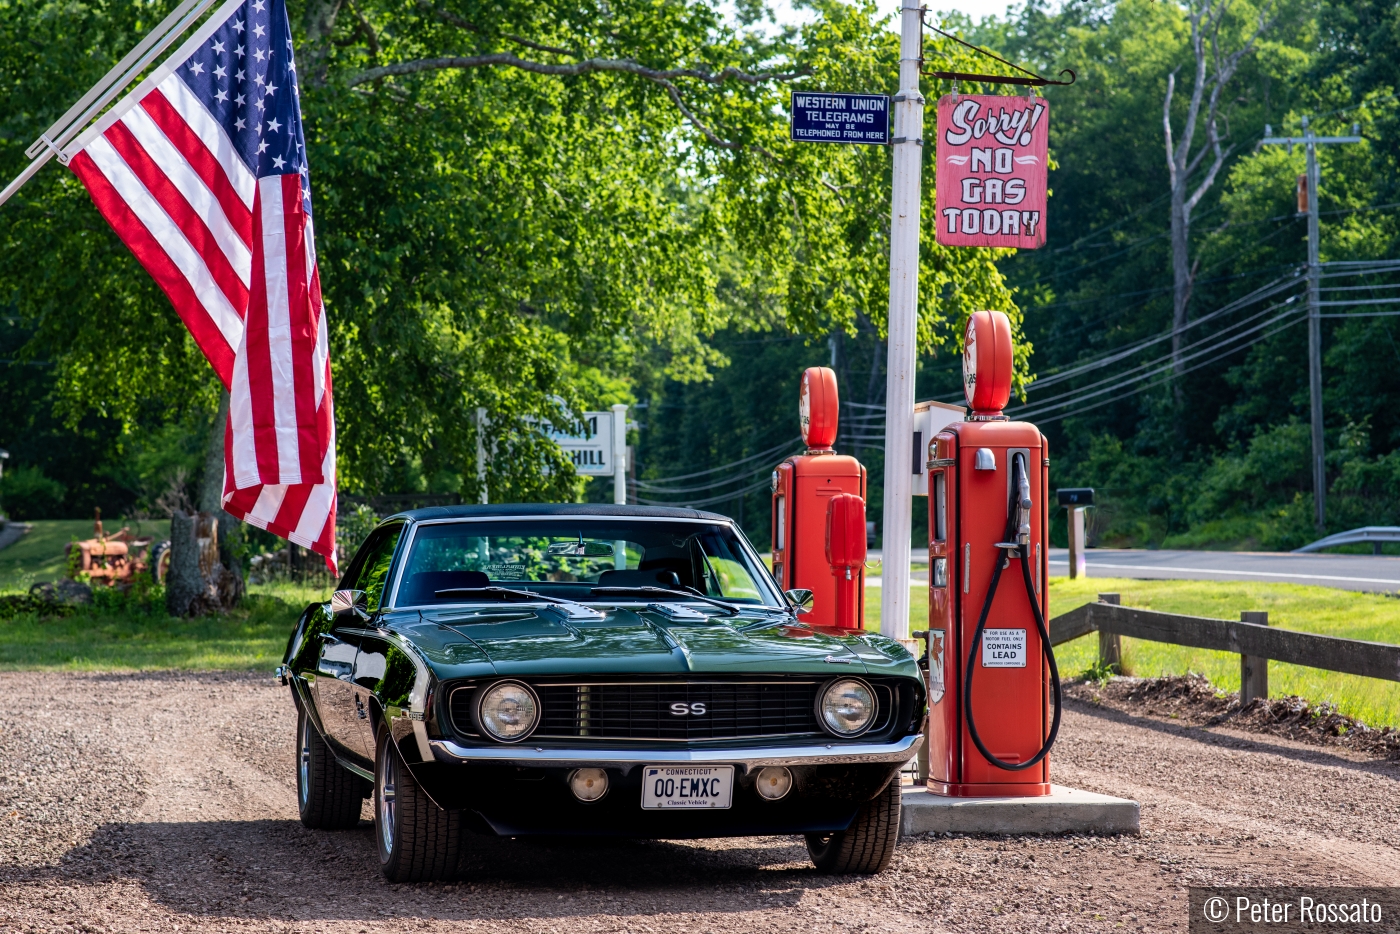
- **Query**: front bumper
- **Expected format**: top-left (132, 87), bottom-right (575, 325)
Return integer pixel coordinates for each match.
top-left (428, 732), bottom-right (923, 771)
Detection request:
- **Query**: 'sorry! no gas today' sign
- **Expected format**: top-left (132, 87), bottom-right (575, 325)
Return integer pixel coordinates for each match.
top-left (934, 94), bottom-right (1049, 249)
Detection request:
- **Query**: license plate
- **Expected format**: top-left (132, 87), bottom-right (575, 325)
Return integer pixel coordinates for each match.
top-left (640, 766), bottom-right (734, 809)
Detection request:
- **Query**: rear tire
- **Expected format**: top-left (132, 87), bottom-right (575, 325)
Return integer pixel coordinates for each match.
top-left (806, 777), bottom-right (901, 874)
top-left (375, 727), bottom-right (463, 882)
top-left (296, 707), bottom-right (366, 829)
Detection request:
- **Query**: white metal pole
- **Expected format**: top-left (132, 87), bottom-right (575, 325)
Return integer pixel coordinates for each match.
top-left (611, 404), bottom-right (628, 506)
top-left (879, 2), bottom-right (926, 642)
top-left (475, 407), bottom-right (489, 504)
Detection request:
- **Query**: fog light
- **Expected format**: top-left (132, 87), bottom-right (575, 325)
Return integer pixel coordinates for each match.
top-left (754, 766), bottom-right (792, 801)
top-left (569, 768), bottom-right (609, 802)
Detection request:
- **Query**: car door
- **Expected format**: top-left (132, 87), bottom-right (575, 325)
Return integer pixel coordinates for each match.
top-left (313, 521), bottom-right (405, 763)
top-left (313, 629), bottom-right (367, 760)
top-left (341, 521), bottom-right (406, 754)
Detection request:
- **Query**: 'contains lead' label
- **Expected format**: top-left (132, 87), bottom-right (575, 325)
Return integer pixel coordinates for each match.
top-left (982, 628), bottom-right (1027, 668)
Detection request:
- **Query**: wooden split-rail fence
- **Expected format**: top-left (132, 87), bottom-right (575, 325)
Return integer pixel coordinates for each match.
top-left (1050, 593), bottom-right (1400, 703)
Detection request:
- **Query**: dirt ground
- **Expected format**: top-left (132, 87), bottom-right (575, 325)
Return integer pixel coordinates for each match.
top-left (2, 671), bottom-right (1398, 933)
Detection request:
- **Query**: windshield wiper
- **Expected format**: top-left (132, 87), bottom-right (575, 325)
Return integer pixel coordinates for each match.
top-left (589, 585), bottom-right (741, 617)
top-left (433, 586), bottom-right (603, 620)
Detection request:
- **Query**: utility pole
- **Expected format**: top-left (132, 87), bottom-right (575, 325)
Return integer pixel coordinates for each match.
top-left (1260, 117), bottom-right (1362, 535)
top-left (879, 2), bottom-right (925, 642)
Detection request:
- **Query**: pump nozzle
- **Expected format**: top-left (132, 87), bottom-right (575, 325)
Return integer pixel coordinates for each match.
top-left (1014, 452), bottom-right (1032, 546)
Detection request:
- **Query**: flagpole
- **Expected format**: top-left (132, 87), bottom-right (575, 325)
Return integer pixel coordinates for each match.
top-left (0, 0), bottom-right (219, 209)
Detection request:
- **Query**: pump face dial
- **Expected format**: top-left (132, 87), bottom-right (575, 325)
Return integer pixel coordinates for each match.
top-left (799, 371), bottom-right (812, 444)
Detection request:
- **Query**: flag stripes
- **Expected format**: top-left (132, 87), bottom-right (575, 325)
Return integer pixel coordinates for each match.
top-left (64, 0), bottom-right (338, 571)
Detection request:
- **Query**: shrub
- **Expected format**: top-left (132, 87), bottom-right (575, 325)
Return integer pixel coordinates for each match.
top-left (0, 465), bottom-right (67, 520)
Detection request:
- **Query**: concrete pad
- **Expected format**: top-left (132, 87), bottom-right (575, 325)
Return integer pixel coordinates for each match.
top-left (900, 784), bottom-right (1139, 837)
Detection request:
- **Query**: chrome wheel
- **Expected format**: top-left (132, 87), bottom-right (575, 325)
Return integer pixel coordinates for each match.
top-left (298, 715), bottom-right (312, 807)
top-left (378, 744), bottom-right (397, 857)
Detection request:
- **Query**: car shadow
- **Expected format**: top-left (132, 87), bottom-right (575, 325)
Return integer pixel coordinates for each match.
top-left (6, 817), bottom-right (855, 922)
top-left (1064, 696), bottom-right (1400, 783)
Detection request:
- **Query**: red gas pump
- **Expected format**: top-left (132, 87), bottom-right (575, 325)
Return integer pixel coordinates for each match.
top-left (771, 367), bottom-right (867, 629)
top-left (925, 310), bottom-right (1061, 797)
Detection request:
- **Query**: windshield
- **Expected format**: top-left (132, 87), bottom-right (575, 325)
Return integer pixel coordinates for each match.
top-left (392, 519), bottom-right (784, 608)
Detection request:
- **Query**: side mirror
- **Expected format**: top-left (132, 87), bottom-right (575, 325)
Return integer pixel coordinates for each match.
top-left (784, 589), bottom-right (814, 615)
top-left (330, 589), bottom-right (368, 619)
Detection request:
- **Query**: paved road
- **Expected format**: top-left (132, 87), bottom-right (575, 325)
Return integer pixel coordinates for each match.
top-left (1048, 547), bottom-right (1400, 592)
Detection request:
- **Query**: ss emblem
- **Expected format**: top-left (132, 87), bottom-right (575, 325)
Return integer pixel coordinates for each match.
top-left (669, 702), bottom-right (707, 717)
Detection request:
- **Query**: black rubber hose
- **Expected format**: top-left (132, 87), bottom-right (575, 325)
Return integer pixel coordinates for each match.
top-left (961, 456), bottom-right (1063, 772)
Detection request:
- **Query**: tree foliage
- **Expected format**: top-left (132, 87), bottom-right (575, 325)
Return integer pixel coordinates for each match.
top-left (0, 0), bottom-right (1019, 518)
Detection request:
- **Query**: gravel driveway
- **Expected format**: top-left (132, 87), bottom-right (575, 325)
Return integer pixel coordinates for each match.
top-left (1, 671), bottom-right (1398, 933)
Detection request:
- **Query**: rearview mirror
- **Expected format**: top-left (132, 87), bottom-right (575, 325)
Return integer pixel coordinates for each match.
top-left (784, 589), bottom-right (814, 615)
top-left (546, 540), bottom-right (616, 558)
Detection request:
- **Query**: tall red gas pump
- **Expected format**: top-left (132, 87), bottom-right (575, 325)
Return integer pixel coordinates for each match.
top-left (925, 310), bottom-right (1061, 796)
top-left (771, 367), bottom-right (868, 629)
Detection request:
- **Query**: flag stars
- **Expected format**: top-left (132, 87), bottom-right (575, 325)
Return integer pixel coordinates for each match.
top-left (253, 23), bottom-right (266, 38)
top-left (235, 92), bottom-right (245, 106)
top-left (212, 39), bottom-right (225, 54)
top-left (254, 47), bottom-right (266, 62)
top-left (214, 64), bottom-right (227, 79)
top-left (257, 140), bottom-right (269, 153)
top-left (189, 61), bottom-right (205, 76)
top-left (235, 68), bottom-right (245, 81)
top-left (272, 155), bottom-right (286, 170)
top-left (265, 82), bottom-right (278, 97)
top-left (252, 0), bottom-right (266, 11)
top-left (215, 89), bottom-right (228, 103)
top-left (235, 44), bottom-right (244, 58)
top-left (233, 17), bottom-right (244, 32)
top-left (266, 117), bottom-right (281, 132)
top-left (235, 116), bottom-right (247, 131)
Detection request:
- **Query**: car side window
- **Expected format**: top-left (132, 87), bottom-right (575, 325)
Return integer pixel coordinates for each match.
top-left (344, 522), bottom-right (405, 613)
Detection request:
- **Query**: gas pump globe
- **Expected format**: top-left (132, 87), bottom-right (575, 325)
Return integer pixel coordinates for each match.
top-left (925, 310), bottom-right (1061, 797)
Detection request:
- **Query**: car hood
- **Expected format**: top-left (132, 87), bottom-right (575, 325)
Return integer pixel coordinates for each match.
top-left (385, 605), bottom-right (917, 680)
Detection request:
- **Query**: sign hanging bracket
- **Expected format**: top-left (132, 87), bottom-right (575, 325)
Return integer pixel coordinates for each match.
top-left (920, 19), bottom-right (1076, 88)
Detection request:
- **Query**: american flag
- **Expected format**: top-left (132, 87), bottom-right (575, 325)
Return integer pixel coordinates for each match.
top-left (64, 0), bottom-right (337, 572)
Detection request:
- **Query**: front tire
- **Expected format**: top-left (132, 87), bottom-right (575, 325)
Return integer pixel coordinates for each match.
top-left (375, 728), bottom-right (463, 882)
top-left (806, 777), bottom-right (901, 874)
top-left (296, 706), bottom-right (366, 829)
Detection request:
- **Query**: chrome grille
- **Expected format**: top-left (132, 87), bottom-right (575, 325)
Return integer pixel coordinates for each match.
top-left (451, 680), bottom-right (824, 742)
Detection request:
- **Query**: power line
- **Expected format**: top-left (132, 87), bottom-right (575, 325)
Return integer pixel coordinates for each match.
top-left (634, 473), bottom-right (776, 509)
top-left (633, 436), bottom-right (800, 488)
top-left (1029, 315), bottom-right (1308, 426)
top-left (1012, 306), bottom-right (1307, 421)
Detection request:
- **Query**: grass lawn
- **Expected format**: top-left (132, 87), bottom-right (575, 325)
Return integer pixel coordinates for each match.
top-left (0, 520), bottom-right (330, 670)
top-left (867, 574), bottom-right (1400, 727)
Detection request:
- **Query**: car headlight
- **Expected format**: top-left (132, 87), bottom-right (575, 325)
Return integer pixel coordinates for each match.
top-left (817, 678), bottom-right (876, 737)
top-left (476, 681), bottom-right (540, 743)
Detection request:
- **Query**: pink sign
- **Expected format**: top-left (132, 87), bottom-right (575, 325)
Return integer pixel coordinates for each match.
top-left (934, 94), bottom-right (1049, 249)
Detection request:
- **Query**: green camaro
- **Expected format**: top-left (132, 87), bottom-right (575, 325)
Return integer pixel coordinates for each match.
top-left (280, 504), bottom-right (926, 881)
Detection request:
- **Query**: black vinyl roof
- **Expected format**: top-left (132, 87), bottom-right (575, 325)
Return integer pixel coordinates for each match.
top-left (390, 503), bottom-right (735, 523)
